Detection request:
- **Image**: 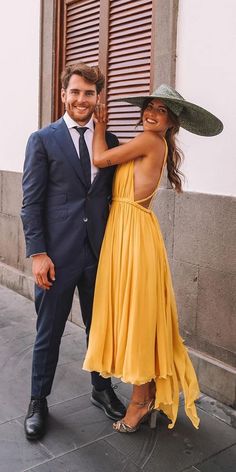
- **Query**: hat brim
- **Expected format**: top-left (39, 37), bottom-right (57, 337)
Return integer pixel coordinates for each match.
top-left (113, 95), bottom-right (223, 137)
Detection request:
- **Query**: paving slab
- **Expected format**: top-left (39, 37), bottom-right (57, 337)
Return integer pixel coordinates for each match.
top-left (0, 419), bottom-right (52, 472)
top-left (26, 440), bottom-right (141, 472)
top-left (196, 444), bottom-right (236, 471)
top-left (17, 394), bottom-right (114, 457)
top-left (0, 284), bottom-right (235, 472)
top-left (183, 468), bottom-right (200, 472)
top-left (196, 395), bottom-right (236, 429)
top-left (106, 406), bottom-right (236, 472)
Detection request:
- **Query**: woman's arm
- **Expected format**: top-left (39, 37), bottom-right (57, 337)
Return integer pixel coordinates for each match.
top-left (93, 105), bottom-right (163, 168)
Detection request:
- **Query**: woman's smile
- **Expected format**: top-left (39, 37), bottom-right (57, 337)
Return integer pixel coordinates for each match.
top-left (143, 99), bottom-right (170, 134)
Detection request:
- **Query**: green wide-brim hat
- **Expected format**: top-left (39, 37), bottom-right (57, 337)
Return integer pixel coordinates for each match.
top-left (115, 84), bottom-right (223, 137)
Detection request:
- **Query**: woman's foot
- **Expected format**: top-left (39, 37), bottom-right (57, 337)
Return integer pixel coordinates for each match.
top-left (113, 383), bottom-right (156, 433)
top-left (113, 398), bottom-right (155, 433)
top-left (121, 400), bottom-right (152, 427)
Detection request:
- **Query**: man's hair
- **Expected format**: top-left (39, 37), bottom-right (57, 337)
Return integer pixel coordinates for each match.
top-left (61, 62), bottom-right (105, 94)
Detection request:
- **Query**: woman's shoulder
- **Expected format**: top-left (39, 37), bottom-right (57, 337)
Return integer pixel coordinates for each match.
top-left (138, 131), bottom-right (166, 152)
top-left (133, 130), bottom-right (162, 141)
top-left (140, 130), bottom-right (165, 142)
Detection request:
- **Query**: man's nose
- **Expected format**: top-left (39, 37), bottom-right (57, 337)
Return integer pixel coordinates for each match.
top-left (77, 93), bottom-right (86, 102)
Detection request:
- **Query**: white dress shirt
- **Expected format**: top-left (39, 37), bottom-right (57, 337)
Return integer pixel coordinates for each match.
top-left (63, 112), bottom-right (99, 183)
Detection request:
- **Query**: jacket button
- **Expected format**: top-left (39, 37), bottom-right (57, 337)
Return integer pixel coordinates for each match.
top-left (83, 217), bottom-right (88, 222)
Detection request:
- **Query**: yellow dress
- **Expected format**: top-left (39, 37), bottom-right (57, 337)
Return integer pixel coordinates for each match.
top-left (83, 139), bottom-right (200, 429)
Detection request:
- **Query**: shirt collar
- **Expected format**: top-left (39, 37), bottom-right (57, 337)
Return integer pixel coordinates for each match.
top-left (63, 112), bottom-right (94, 132)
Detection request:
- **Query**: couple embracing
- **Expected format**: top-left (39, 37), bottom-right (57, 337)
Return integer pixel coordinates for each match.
top-left (21, 62), bottom-right (223, 440)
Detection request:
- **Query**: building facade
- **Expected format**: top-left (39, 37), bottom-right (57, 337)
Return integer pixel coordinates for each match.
top-left (0, 0), bottom-right (235, 407)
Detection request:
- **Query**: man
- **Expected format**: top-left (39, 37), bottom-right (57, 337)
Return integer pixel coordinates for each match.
top-left (21, 62), bottom-right (126, 440)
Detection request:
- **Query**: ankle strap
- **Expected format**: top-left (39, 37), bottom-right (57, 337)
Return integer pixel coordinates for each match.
top-left (130, 398), bottom-right (152, 408)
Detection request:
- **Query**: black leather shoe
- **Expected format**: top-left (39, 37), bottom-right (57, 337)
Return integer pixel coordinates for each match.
top-left (24, 398), bottom-right (48, 440)
top-left (91, 386), bottom-right (126, 420)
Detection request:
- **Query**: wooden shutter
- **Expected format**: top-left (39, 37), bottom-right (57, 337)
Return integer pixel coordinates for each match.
top-left (106, 0), bottom-right (153, 140)
top-left (54, 0), bottom-right (154, 135)
top-left (65, 0), bottom-right (100, 66)
top-left (54, 0), bottom-right (101, 118)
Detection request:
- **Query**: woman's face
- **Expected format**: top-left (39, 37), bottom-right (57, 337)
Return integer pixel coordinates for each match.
top-left (142, 99), bottom-right (171, 135)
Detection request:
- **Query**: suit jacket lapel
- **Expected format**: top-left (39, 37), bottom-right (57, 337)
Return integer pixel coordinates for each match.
top-left (52, 118), bottom-right (87, 188)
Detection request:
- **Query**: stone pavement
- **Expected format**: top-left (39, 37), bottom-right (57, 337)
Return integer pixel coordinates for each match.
top-left (0, 284), bottom-right (235, 472)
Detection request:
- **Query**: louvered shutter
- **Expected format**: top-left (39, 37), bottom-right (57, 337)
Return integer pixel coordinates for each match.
top-left (55, 0), bottom-right (153, 133)
top-left (107, 0), bottom-right (153, 141)
top-left (65, 0), bottom-right (100, 66)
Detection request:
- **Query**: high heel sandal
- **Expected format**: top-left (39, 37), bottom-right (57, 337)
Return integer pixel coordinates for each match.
top-left (113, 399), bottom-right (157, 433)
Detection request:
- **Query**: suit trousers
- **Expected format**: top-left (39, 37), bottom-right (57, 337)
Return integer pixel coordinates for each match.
top-left (31, 237), bottom-right (111, 398)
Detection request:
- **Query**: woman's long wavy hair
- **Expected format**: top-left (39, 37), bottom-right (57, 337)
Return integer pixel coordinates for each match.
top-left (140, 99), bottom-right (184, 193)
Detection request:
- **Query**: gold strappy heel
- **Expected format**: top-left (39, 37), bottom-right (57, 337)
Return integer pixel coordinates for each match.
top-left (113, 399), bottom-right (157, 433)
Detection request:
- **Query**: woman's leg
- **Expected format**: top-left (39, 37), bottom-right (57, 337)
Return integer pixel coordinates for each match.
top-left (120, 383), bottom-right (152, 427)
top-left (149, 379), bottom-right (156, 400)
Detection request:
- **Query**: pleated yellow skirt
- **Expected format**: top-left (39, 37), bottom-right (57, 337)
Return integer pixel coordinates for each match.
top-left (83, 158), bottom-right (200, 429)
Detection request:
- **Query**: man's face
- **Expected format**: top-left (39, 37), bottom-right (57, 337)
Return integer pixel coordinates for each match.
top-left (61, 74), bottom-right (99, 125)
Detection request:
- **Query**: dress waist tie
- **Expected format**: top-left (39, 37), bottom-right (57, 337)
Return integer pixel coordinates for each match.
top-left (112, 197), bottom-right (152, 214)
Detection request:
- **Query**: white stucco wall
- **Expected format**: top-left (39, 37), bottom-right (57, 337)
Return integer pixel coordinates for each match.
top-left (176, 0), bottom-right (236, 196)
top-left (0, 1), bottom-right (40, 173)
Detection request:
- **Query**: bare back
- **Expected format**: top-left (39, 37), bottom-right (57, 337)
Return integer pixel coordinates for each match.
top-left (133, 137), bottom-right (167, 208)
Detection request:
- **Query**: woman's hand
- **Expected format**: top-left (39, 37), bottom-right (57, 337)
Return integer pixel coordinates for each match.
top-left (94, 103), bottom-right (107, 124)
top-left (92, 103), bottom-right (108, 165)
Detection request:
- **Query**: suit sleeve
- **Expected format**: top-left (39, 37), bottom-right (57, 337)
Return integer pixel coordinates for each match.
top-left (106, 131), bottom-right (119, 149)
top-left (21, 132), bottom-right (49, 257)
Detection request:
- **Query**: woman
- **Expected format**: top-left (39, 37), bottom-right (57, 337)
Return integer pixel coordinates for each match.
top-left (83, 84), bottom-right (223, 433)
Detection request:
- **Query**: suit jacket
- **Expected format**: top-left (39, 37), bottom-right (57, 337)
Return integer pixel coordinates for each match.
top-left (21, 118), bottom-right (118, 268)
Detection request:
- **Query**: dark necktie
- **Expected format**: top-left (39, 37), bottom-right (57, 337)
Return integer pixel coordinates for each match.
top-left (74, 127), bottom-right (91, 189)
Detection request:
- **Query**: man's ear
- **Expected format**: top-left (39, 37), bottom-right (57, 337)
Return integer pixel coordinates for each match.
top-left (97, 94), bottom-right (100, 104)
top-left (61, 88), bottom-right (66, 103)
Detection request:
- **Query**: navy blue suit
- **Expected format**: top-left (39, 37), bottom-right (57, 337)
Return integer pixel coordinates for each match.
top-left (21, 117), bottom-right (118, 398)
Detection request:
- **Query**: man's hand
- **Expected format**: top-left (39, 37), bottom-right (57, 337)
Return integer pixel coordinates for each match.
top-left (32, 254), bottom-right (55, 290)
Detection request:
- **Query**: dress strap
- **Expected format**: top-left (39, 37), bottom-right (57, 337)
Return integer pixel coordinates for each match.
top-left (135, 189), bottom-right (158, 204)
top-left (135, 137), bottom-right (168, 205)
